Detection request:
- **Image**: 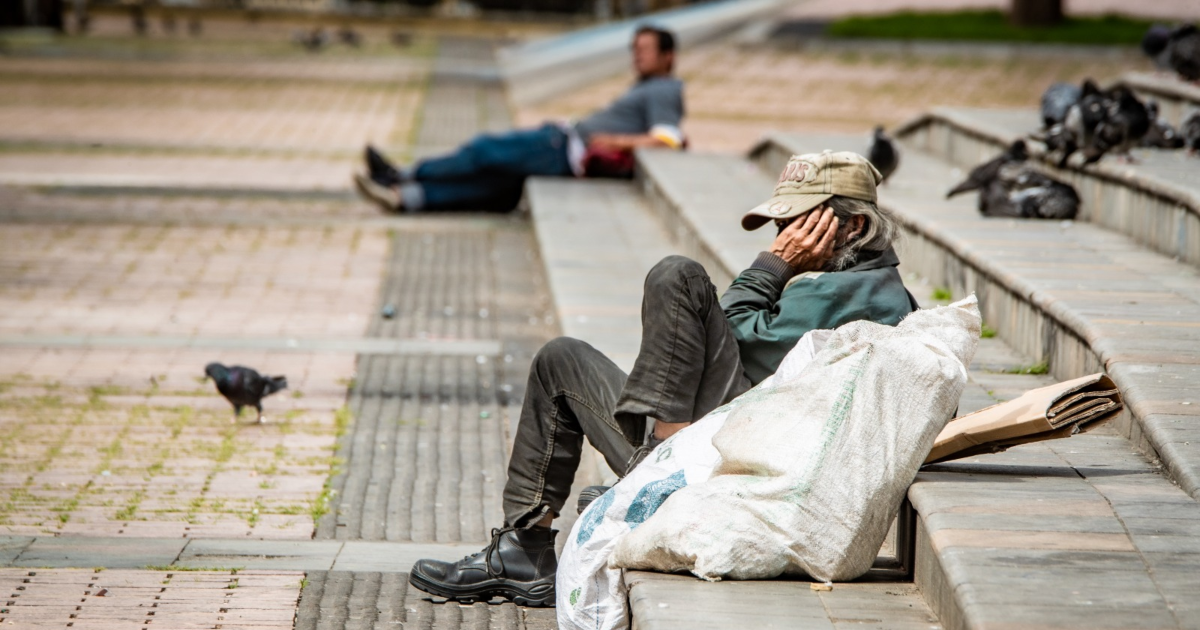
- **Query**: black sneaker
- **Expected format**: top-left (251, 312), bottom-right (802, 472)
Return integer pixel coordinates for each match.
top-left (365, 145), bottom-right (403, 186)
top-left (408, 526), bottom-right (557, 607)
top-left (576, 485), bottom-right (611, 515)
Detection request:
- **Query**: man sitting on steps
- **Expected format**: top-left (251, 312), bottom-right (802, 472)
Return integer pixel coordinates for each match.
top-left (355, 26), bottom-right (684, 214)
top-left (407, 151), bottom-right (920, 606)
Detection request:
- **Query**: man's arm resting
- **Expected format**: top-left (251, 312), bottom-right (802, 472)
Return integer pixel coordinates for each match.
top-left (586, 133), bottom-right (669, 151)
top-left (588, 124), bottom-right (684, 151)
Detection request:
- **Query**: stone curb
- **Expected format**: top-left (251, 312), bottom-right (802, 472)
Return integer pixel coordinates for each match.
top-left (892, 107), bottom-right (1200, 267)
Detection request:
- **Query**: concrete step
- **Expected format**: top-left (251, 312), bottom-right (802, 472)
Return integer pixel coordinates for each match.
top-left (524, 174), bottom-right (940, 628)
top-left (635, 141), bottom-right (1200, 629)
top-left (525, 177), bottom-right (682, 539)
top-left (891, 106), bottom-right (1200, 267)
top-left (1118, 72), bottom-right (1200, 127)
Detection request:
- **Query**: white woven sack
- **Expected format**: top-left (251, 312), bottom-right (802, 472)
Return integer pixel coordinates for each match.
top-left (610, 297), bottom-right (980, 583)
top-left (555, 330), bottom-right (831, 630)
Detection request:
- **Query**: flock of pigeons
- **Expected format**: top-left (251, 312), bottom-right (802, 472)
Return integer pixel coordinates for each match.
top-left (865, 21), bottom-right (1200, 222)
top-left (1038, 79), bottom-right (1199, 167)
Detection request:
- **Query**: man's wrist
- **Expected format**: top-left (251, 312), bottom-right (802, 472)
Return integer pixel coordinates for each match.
top-left (750, 251), bottom-right (796, 283)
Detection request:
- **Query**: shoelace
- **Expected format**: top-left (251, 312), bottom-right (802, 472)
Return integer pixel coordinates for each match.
top-left (481, 526), bottom-right (516, 579)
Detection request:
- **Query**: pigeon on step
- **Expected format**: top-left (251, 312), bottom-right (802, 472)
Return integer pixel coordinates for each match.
top-left (1041, 82), bottom-right (1081, 129)
top-left (1168, 24), bottom-right (1200, 82)
top-left (867, 126), bottom-right (899, 183)
top-left (1085, 86), bottom-right (1150, 163)
top-left (204, 363), bottom-right (287, 424)
top-left (945, 140), bottom-right (1028, 199)
top-left (979, 163), bottom-right (1079, 220)
top-left (1183, 111), bottom-right (1200, 153)
top-left (1142, 24), bottom-right (1175, 72)
top-left (1049, 79), bottom-right (1109, 167)
top-left (1141, 101), bottom-right (1185, 149)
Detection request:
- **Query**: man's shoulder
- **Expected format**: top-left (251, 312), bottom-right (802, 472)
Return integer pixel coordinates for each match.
top-left (635, 76), bottom-right (684, 95)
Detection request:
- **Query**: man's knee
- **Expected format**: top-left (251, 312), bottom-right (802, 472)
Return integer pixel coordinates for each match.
top-left (533, 336), bottom-right (593, 372)
top-left (645, 255), bottom-right (706, 292)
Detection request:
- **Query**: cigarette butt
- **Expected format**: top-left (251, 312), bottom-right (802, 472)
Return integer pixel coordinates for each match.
top-left (810, 582), bottom-right (833, 592)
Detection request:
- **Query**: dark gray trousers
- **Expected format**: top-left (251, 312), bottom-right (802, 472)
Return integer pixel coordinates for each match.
top-left (503, 256), bottom-right (752, 528)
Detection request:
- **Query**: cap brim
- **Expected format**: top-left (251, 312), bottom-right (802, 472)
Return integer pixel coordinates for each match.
top-left (741, 193), bottom-right (834, 231)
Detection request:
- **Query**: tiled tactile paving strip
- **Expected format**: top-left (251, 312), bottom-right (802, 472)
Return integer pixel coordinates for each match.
top-left (318, 227), bottom-right (556, 543)
top-left (0, 568), bottom-right (301, 629)
top-left (294, 571), bottom-right (556, 630)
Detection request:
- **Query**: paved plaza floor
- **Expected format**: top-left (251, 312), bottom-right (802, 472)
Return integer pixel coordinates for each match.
top-left (0, 16), bottom-right (558, 629)
top-left (0, 9), bottom-right (1183, 629)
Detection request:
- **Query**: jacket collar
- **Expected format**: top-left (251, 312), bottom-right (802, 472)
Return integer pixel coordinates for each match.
top-left (843, 246), bottom-right (900, 273)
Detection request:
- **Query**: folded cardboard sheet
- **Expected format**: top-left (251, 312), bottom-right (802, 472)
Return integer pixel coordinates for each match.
top-left (926, 373), bottom-right (1122, 464)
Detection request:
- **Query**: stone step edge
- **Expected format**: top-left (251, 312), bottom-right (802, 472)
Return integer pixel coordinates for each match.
top-left (892, 107), bottom-right (1200, 214)
top-left (1117, 71), bottom-right (1200, 126)
top-left (748, 133), bottom-right (1197, 502)
top-left (524, 180), bottom-right (627, 498)
top-left (890, 107), bottom-right (1200, 269)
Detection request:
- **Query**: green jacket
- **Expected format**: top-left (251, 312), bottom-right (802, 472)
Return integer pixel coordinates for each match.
top-left (720, 247), bottom-right (918, 385)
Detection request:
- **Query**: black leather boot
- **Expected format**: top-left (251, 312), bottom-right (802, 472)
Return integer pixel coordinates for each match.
top-left (408, 526), bottom-right (557, 607)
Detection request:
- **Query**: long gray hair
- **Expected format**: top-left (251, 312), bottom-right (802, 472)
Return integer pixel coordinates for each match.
top-left (825, 195), bottom-right (900, 271)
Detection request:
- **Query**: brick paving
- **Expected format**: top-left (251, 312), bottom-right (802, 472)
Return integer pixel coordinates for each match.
top-left (0, 568), bottom-right (302, 629)
top-left (517, 41), bottom-right (1145, 153)
top-left (0, 17), bottom-right (434, 192)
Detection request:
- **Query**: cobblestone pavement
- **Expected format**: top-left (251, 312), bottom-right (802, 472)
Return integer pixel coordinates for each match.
top-left (0, 568), bottom-right (302, 628)
top-left (517, 41), bottom-right (1146, 153)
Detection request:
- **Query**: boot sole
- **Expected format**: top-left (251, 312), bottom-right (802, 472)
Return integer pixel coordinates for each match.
top-left (408, 569), bottom-right (556, 607)
top-left (352, 172), bottom-right (401, 213)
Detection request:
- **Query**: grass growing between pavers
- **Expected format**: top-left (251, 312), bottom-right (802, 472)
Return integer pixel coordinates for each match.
top-left (0, 378), bottom-right (343, 539)
top-left (827, 10), bottom-right (1154, 45)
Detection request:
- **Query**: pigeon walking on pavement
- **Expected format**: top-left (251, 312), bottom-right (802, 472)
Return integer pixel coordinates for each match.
top-left (945, 140), bottom-right (1029, 199)
top-left (1141, 101), bottom-right (1185, 149)
top-left (867, 126), bottom-right (899, 183)
top-left (1040, 82), bottom-right (1081, 129)
top-left (204, 363), bottom-right (287, 424)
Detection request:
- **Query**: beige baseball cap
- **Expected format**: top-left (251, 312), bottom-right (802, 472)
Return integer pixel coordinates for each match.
top-left (742, 151), bottom-right (882, 231)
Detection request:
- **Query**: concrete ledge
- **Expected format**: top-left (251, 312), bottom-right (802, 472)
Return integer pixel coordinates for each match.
top-left (909, 436), bottom-right (1200, 630)
top-left (893, 107), bottom-right (1200, 267)
top-left (1118, 72), bottom-right (1200, 127)
top-left (500, 0), bottom-right (785, 106)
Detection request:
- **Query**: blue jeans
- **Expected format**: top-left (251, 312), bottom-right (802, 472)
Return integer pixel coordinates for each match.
top-left (411, 123), bottom-right (573, 212)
